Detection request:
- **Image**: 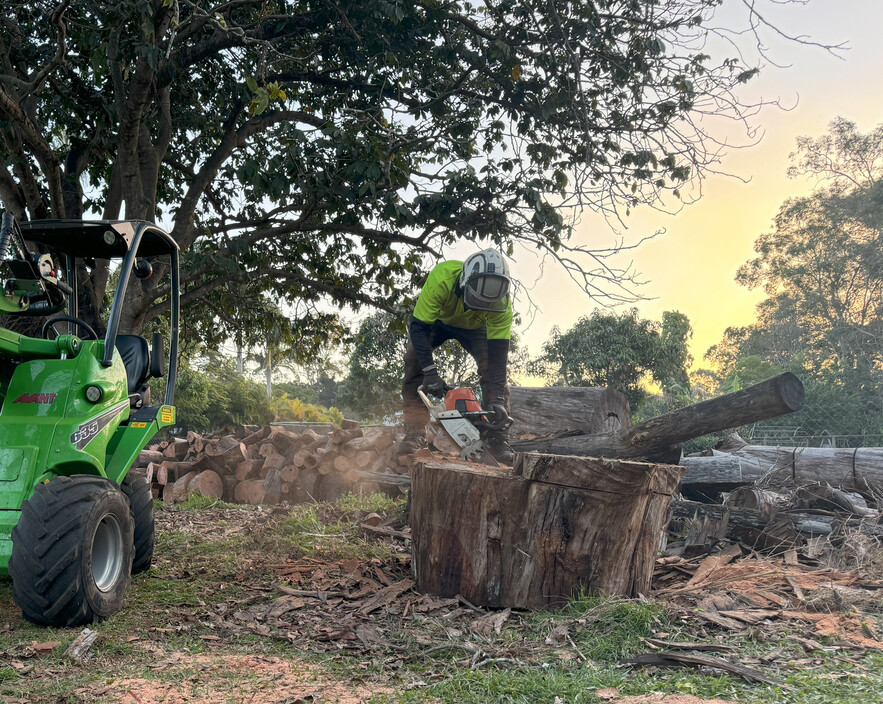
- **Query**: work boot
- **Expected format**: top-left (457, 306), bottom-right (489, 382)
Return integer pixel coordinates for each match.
top-left (484, 431), bottom-right (515, 465)
top-left (397, 423), bottom-right (425, 456)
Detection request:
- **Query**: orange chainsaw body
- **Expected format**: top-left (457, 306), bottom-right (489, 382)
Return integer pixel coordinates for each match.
top-left (445, 387), bottom-right (483, 413)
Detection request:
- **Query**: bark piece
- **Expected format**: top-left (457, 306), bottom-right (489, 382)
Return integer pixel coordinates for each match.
top-left (64, 628), bottom-right (98, 663)
top-left (358, 579), bottom-right (415, 614)
top-left (621, 652), bottom-right (783, 686)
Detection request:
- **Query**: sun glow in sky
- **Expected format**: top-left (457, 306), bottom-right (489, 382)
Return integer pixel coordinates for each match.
top-left (505, 0), bottom-right (883, 370)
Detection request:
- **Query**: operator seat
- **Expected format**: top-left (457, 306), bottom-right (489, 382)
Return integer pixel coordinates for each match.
top-left (115, 335), bottom-right (151, 407)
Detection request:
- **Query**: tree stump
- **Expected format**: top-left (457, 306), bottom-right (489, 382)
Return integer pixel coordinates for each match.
top-left (410, 454), bottom-right (682, 608)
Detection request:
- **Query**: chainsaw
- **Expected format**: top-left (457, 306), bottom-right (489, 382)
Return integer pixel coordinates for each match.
top-left (417, 385), bottom-right (513, 466)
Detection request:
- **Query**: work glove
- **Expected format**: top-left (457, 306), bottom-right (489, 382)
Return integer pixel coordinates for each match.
top-left (421, 366), bottom-right (447, 396)
top-left (484, 400), bottom-right (512, 430)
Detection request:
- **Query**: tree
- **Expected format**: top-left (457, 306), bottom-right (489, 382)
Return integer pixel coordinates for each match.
top-left (732, 119), bottom-right (883, 385)
top-left (533, 308), bottom-right (692, 406)
top-left (705, 119), bottom-right (883, 446)
top-left (0, 0), bottom-right (825, 345)
top-left (154, 355), bottom-right (274, 431)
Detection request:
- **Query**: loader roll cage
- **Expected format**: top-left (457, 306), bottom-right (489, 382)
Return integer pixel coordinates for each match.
top-left (15, 219), bottom-right (180, 407)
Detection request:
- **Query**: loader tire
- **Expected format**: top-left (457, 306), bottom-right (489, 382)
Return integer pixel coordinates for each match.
top-left (10, 475), bottom-right (134, 627)
top-left (121, 471), bottom-right (155, 574)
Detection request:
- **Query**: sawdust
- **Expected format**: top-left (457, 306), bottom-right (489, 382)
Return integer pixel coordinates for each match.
top-left (89, 654), bottom-right (389, 704)
top-left (780, 611), bottom-right (883, 649)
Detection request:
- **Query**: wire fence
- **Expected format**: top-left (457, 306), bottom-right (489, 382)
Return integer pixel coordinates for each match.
top-left (742, 398), bottom-right (883, 448)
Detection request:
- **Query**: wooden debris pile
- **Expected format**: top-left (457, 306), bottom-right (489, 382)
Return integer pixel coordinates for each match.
top-left (134, 422), bottom-right (408, 505)
top-left (671, 432), bottom-right (883, 558)
top-left (652, 545), bottom-right (883, 651)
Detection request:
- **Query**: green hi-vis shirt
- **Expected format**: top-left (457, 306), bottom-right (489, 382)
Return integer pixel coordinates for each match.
top-left (412, 260), bottom-right (512, 340)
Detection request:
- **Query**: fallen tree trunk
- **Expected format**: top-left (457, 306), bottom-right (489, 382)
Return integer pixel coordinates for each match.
top-left (726, 445), bottom-right (883, 490)
top-left (679, 454), bottom-right (770, 492)
top-left (512, 373), bottom-right (805, 463)
top-left (411, 455), bottom-right (682, 608)
top-left (509, 386), bottom-right (631, 439)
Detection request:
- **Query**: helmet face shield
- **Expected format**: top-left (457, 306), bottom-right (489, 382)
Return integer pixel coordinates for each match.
top-left (462, 272), bottom-right (510, 312)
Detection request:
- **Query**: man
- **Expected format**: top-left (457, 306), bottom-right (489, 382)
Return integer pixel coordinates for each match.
top-left (399, 249), bottom-right (514, 463)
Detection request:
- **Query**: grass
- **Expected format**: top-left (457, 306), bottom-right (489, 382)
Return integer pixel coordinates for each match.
top-left (378, 632), bottom-right (883, 704)
top-left (166, 494), bottom-right (243, 511)
top-left (277, 493), bottom-right (406, 561)
top-left (336, 491), bottom-right (404, 515)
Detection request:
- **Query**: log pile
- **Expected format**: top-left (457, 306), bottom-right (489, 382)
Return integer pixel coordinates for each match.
top-left (134, 422), bottom-right (403, 505)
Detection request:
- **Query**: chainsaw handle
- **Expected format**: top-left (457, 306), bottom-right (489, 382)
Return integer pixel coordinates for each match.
top-left (416, 385), bottom-right (434, 410)
top-left (472, 406), bottom-right (514, 432)
top-left (416, 384), bottom-right (450, 414)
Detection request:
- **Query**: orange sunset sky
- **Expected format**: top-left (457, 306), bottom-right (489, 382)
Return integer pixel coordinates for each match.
top-left (501, 0), bottom-right (883, 370)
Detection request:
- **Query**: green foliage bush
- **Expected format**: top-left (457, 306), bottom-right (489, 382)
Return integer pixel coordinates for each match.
top-left (151, 357), bottom-right (344, 432)
top-left (270, 394), bottom-right (344, 425)
top-left (533, 308), bottom-right (693, 407)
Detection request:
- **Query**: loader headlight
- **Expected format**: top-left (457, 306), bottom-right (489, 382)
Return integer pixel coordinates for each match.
top-left (85, 385), bottom-right (103, 403)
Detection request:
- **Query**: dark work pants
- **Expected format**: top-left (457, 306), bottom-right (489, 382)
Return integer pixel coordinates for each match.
top-left (401, 321), bottom-right (510, 426)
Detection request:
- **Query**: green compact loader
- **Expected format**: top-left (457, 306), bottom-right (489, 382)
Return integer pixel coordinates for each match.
top-left (0, 213), bottom-right (180, 626)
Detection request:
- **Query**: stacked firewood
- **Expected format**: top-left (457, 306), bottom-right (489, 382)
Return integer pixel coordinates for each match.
top-left (135, 421), bottom-right (404, 505)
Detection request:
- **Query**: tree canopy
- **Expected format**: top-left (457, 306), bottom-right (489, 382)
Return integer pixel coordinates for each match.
top-left (1, 0), bottom-right (820, 348)
top-left (533, 308), bottom-right (692, 405)
top-left (707, 118), bottom-right (883, 444)
top-left (716, 118), bottom-right (883, 385)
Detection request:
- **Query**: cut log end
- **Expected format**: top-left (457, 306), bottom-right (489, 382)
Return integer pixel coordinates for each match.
top-left (777, 371), bottom-right (805, 412)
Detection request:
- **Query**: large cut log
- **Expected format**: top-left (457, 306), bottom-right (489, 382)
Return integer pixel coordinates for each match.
top-left (725, 445), bottom-right (883, 490)
top-left (512, 373), bottom-right (805, 463)
top-left (509, 386), bottom-right (631, 439)
top-left (138, 449), bottom-right (165, 466)
top-left (187, 470), bottom-right (224, 499)
top-left (411, 455), bottom-right (682, 608)
top-left (163, 438), bottom-right (190, 460)
top-left (679, 453), bottom-right (770, 492)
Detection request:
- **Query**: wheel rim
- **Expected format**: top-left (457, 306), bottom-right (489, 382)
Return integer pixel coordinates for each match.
top-left (91, 513), bottom-right (125, 592)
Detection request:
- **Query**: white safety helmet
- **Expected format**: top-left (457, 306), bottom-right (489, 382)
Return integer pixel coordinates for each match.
top-left (458, 249), bottom-right (511, 313)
